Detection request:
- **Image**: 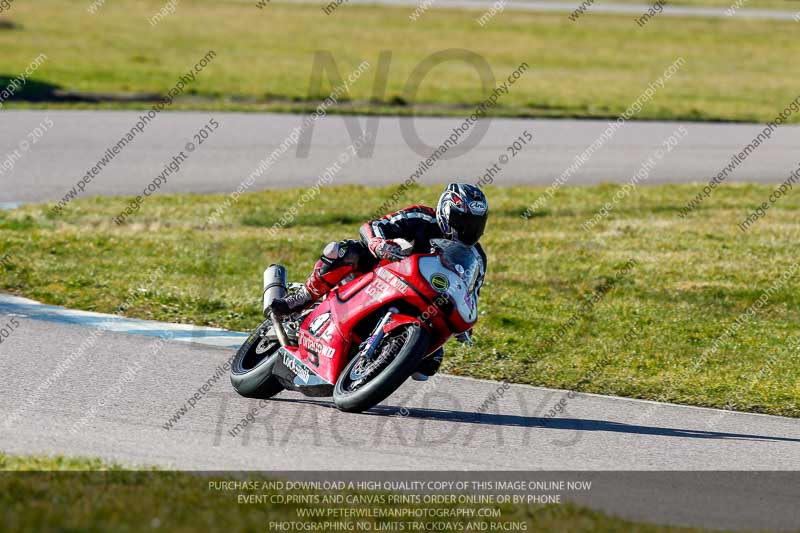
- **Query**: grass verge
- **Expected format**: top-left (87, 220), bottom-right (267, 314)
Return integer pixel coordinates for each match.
top-left (1, 0), bottom-right (800, 122)
top-left (1, 184), bottom-right (799, 416)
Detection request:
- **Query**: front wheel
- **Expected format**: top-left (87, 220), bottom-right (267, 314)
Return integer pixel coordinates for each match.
top-left (230, 320), bottom-right (285, 399)
top-left (333, 325), bottom-right (429, 413)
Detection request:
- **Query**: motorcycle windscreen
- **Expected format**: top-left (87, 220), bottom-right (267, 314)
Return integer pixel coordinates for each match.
top-left (418, 242), bottom-right (481, 325)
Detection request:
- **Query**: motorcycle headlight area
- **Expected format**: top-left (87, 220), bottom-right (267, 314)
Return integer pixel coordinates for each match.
top-left (418, 256), bottom-right (478, 324)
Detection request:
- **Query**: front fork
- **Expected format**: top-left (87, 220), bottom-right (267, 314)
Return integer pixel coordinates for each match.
top-left (360, 308), bottom-right (399, 360)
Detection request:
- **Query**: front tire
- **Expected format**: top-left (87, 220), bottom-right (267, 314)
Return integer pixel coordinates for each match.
top-left (230, 320), bottom-right (285, 399)
top-left (333, 325), bottom-right (429, 413)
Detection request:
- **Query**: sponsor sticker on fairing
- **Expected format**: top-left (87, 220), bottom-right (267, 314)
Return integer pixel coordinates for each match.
top-left (365, 278), bottom-right (389, 301)
top-left (375, 268), bottom-right (408, 295)
top-left (430, 273), bottom-right (450, 291)
top-left (283, 352), bottom-right (310, 383)
top-left (299, 332), bottom-right (336, 359)
top-left (308, 312), bottom-right (331, 336)
top-left (320, 323), bottom-right (335, 343)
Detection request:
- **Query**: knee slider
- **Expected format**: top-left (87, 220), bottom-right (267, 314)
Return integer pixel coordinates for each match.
top-left (319, 240), bottom-right (361, 275)
top-left (321, 241), bottom-right (342, 261)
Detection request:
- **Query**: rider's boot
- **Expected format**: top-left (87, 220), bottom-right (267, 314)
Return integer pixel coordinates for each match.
top-left (412, 347), bottom-right (444, 381)
top-left (269, 286), bottom-right (314, 317)
top-left (269, 262), bottom-right (329, 318)
top-left (270, 241), bottom-right (365, 318)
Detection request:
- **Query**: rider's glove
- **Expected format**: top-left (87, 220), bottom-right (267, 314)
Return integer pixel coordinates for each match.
top-left (369, 238), bottom-right (404, 261)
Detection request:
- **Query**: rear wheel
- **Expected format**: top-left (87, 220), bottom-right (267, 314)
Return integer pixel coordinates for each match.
top-left (333, 325), bottom-right (429, 413)
top-left (230, 320), bottom-right (285, 399)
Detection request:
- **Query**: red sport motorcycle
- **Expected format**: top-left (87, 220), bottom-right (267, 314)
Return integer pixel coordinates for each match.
top-left (230, 239), bottom-right (481, 413)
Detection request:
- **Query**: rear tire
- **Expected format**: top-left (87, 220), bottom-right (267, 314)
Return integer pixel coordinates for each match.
top-left (230, 320), bottom-right (285, 399)
top-left (333, 325), bottom-right (429, 413)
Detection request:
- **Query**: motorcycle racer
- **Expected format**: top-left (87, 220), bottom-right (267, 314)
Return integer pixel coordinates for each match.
top-left (269, 183), bottom-right (489, 380)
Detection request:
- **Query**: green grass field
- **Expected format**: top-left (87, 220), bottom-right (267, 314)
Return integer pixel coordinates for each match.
top-left (1, 0), bottom-right (799, 122)
top-left (1, 184), bottom-right (798, 417)
top-left (546, 0), bottom-right (797, 7)
top-left (0, 453), bottom-right (710, 532)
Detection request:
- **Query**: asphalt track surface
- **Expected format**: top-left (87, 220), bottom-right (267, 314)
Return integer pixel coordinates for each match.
top-left (0, 306), bottom-right (799, 529)
top-left (3, 111), bottom-right (800, 203)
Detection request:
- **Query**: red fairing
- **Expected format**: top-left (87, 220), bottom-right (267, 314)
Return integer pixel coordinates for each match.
top-left (292, 251), bottom-right (478, 385)
top-left (389, 257), bottom-right (475, 328)
top-left (293, 302), bottom-right (345, 384)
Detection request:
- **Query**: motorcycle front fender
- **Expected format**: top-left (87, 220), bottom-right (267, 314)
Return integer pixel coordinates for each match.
top-left (381, 313), bottom-right (428, 335)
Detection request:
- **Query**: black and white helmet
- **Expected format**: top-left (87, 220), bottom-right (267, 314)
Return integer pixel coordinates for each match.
top-left (436, 183), bottom-right (488, 246)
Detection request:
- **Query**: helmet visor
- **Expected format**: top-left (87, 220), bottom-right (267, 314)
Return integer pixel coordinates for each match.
top-left (450, 209), bottom-right (487, 246)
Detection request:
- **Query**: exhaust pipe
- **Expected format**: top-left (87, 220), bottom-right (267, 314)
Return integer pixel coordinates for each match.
top-left (263, 264), bottom-right (287, 316)
top-left (263, 264), bottom-right (291, 347)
